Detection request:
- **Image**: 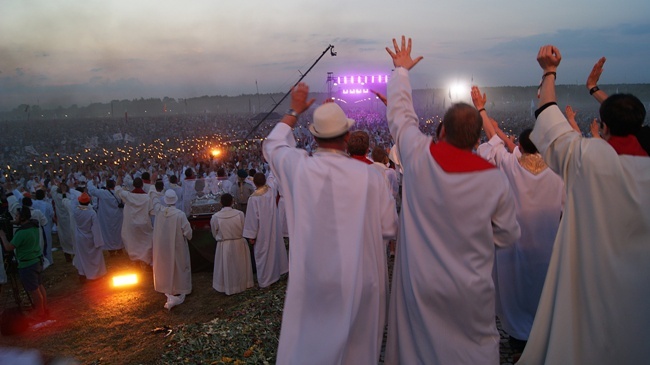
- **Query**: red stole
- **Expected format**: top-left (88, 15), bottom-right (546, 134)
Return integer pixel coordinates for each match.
top-left (607, 135), bottom-right (649, 157)
top-left (350, 154), bottom-right (373, 165)
top-left (131, 187), bottom-right (146, 194)
top-left (429, 141), bottom-right (495, 173)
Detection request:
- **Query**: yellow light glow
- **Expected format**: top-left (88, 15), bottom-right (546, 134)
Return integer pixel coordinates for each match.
top-left (211, 149), bottom-right (221, 157)
top-left (112, 273), bottom-right (138, 287)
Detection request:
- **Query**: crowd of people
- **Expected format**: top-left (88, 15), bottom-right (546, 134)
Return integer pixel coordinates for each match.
top-left (1, 35), bottom-right (649, 365)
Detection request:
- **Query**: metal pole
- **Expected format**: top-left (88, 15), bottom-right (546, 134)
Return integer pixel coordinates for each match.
top-left (244, 44), bottom-right (335, 140)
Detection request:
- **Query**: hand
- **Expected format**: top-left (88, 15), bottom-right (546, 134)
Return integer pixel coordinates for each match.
top-left (565, 105), bottom-right (577, 121)
top-left (371, 90), bottom-right (387, 106)
top-left (290, 83), bottom-right (316, 115)
top-left (587, 57), bottom-right (606, 89)
top-left (386, 35), bottom-right (423, 71)
top-left (537, 45), bottom-right (562, 73)
top-left (471, 86), bottom-right (486, 110)
top-left (590, 119), bottom-right (602, 139)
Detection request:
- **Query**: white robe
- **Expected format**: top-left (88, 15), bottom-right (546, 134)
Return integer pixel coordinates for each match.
top-left (87, 182), bottom-right (124, 251)
top-left (519, 104), bottom-right (650, 364)
top-left (72, 205), bottom-right (106, 280)
top-left (115, 187), bottom-right (153, 265)
top-left (242, 185), bottom-right (288, 288)
top-left (32, 199), bottom-right (54, 264)
top-left (264, 123), bottom-right (398, 365)
top-left (210, 207), bottom-right (254, 295)
top-left (385, 67), bottom-right (520, 365)
top-left (50, 186), bottom-right (76, 255)
top-left (478, 135), bottom-right (564, 341)
top-left (151, 205), bottom-right (192, 295)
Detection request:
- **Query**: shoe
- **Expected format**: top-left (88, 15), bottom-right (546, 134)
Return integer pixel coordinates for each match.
top-left (31, 319), bottom-right (56, 330)
top-left (163, 294), bottom-right (186, 310)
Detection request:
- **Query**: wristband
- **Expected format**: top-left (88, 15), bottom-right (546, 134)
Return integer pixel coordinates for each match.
top-left (285, 109), bottom-right (300, 118)
top-left (478, 108), bottom-right (486, 113)
top-left (589, 86), bottom-right (600, 95)
top-left (537, 72), bottom-right (557, 98)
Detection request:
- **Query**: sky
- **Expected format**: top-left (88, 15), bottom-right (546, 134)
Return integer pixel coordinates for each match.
top-left (2, 0), bottom-right (650, 111)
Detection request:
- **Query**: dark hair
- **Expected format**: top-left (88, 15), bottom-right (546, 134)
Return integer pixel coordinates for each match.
top-left (217, 168), bottom-right (226, 177)
top-left (347, 131), bottom-right (370, 156)
top-left (600, 94), bottom-right (646, 136)
top-left (436, 122), bottom-right (444, 140)
top-left (518, 128), bottom-right (538, 154)
top-left (141, 172), bottom-right (151, 181)
top-left (35, 189), bottom-right (46, 200)
top-left (248, 169), bottom-right (256, 177)
top-left (133, 178), bottom-right (144, 189)
top-left (442, 103), bottom-right (482, 150)
top-left (106, 180), bottom-right (116, 189)
top-left (220, 193), bottom-right (233, 207)
top-left (184, 168), bottom-right (194, 178)
top-left (371, 146), bottom-right (388, 163)
top-left (155, 180), bottom-right (164, 192)
top-left (19, 206), bottom-right (32, 222)
top-left (22, 197), bottom-right (33, 207)
top-left (253, 172), bottom-right (266, 187)
top-left (169, 175), bottom-right (178, 184)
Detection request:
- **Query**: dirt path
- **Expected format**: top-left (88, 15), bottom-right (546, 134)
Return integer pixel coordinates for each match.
top-left (1, 250), bottom-right (241, 364)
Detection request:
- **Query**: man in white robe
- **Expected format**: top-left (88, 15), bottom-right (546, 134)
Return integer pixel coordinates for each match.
top-left (151, 190), bottom-right (192, 310)
top-left (32, 190), bottom-right (54, 265)
top-left (87, 180), bottom-right (124, 255)
top-left (264, 86), bottom-right (398, 365)
top-left (383, 37), bottom-right (520, 365)
top-left (472, 87), bottom-right (565, 349)
top-left (50, 183), bottom-right (78, 263)
top-left (210, 193), bottom-right (254, 295)
top-left (72, 192), bottom-right (106, 281)
top-left (242, 173), bottom-right (288, 288)
top-left (518, 45), bottom-right (650, 365)
top-left (115, 177), bottom-right (153, 267)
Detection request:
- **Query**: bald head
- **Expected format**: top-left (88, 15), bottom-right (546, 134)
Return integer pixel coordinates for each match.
top-left (442, 103), bottom-right (482, 150)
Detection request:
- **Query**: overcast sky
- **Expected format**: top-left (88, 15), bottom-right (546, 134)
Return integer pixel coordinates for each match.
top-left (1, 0), bottom-right (650, 111)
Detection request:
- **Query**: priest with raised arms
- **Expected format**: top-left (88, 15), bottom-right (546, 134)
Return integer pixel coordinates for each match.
top-left (383, 36), bottom-right (520, 365)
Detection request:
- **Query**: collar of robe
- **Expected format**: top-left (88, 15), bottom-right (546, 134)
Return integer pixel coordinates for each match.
top-left (607, 135), bottom-right (649, 157)
top-left (314, 148), bottom-right (349, 157)
top-left (131, 187), bottom-right (146, 194)
top-left (350, 154), bottom-right (373, 164)
top-left (429, 141), bottom-right (495, 173)
top-left (252, 185), bottom-right (270, 197)
top-left (518, 153), bottom-right (548, 175)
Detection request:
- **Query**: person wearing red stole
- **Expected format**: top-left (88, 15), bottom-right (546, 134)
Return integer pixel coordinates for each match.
top-left (518, 45), bottom-right (650, 365)
top-left (383, 36), bottom-right (520, 365)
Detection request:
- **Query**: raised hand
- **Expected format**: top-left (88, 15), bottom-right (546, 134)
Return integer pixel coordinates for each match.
top-left (290, 83), bottom-right (315, 115)
top-left (587, 57), bottom-right (606, 89)
top-left (471, 86), bottom-right (487, 110)
top-left (536, 45), bottom-right (562, 73)
top-left (371, 90), bottom-right (387, 106)
top-left (386, 35), bottom-right (423, 70)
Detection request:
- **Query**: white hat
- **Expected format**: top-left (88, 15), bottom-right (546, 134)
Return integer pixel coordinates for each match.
top-left (164, 189), bottom-right (178, 205)
top-left (308, 103), bottom-right (355, 138)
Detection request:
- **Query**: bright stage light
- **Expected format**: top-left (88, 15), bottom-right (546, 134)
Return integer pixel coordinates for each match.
top-left (211, 149), bottom-right (221, 157)
top-left (448, 82), bottom-right (470, 102)
top-left (112, 273), bottom-right (138, 287)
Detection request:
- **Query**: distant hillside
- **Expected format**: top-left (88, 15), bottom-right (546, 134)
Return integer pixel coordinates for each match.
top-left (2, 84), bottom-right (649, 121)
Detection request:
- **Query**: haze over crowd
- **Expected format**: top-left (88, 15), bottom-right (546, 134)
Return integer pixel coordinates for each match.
top-left (2, 1), bottom-right (650, 111)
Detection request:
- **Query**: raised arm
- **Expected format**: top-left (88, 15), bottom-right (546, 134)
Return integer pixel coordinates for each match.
top-left (586, 57), bottom-right (609, 104)
top-left (536, 45), bottom-right (561, 107)
top-left (471, 86), bottom-right (496, 140)
top-left (564, 105), bottom-right (581, 133)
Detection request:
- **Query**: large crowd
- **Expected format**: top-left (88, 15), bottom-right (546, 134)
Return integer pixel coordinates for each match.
top-left (1, 36), bottom-right (649, 365)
